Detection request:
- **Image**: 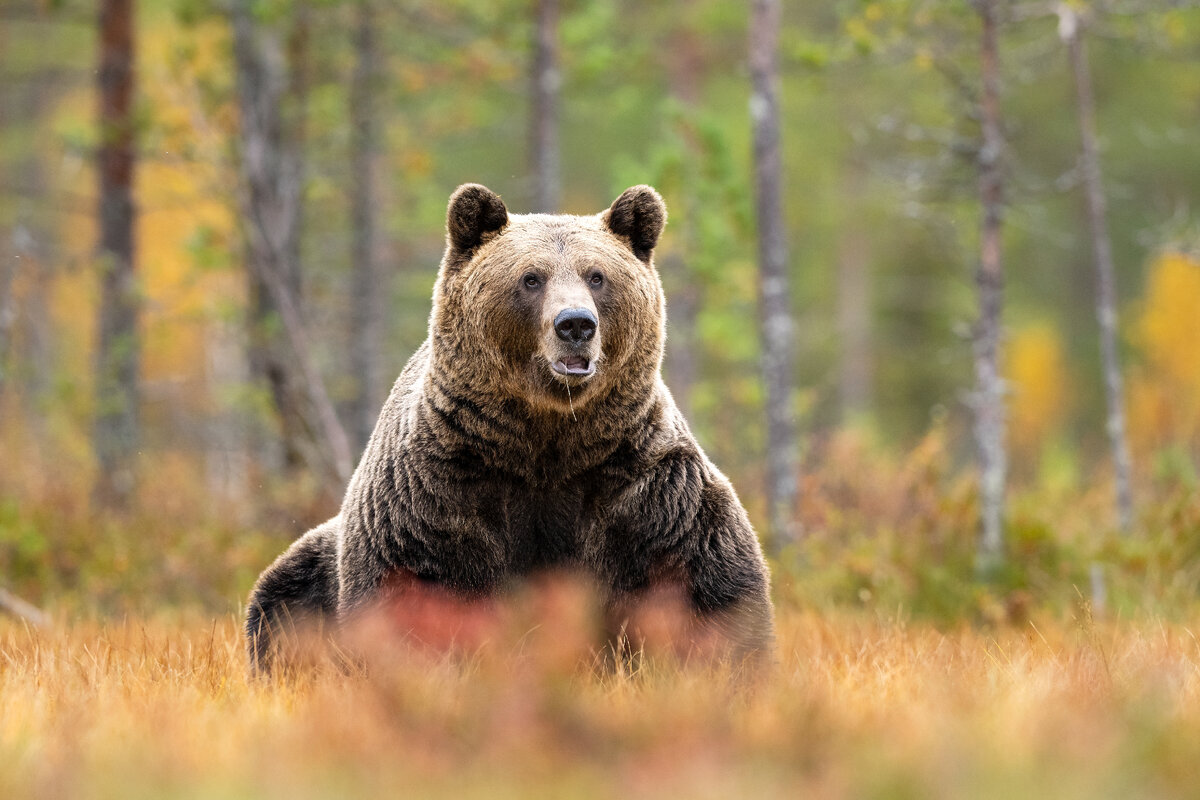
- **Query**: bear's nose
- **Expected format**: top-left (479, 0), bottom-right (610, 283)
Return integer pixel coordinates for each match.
top-left (554, 308), bottom-right (597, 345)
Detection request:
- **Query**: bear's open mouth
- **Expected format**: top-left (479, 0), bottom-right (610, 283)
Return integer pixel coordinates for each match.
top-left (551, 355), bottom-right (594, 378)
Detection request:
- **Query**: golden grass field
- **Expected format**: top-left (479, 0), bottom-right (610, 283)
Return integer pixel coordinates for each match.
top-left (4, 605), bottom-right (1200, 800)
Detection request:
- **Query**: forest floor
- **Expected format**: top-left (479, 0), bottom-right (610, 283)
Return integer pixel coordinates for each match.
top-left (4, 605), bottom-right (1200, 800)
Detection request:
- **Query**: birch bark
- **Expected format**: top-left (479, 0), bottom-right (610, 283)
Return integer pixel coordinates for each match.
top-left (750, 0), bottom-right (800, 548)
top-left (1060, 6), bottom-right (1135, 533)
top-left (972, 0), bottom-right (1009, 569)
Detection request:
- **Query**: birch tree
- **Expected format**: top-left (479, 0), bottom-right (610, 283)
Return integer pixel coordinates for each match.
top-left (1058, 4), bottom-right (1134, 533)
top-left (749, 0), bottom-right (799, 549)
top-left (971, 0), bottom-right (1008, 571)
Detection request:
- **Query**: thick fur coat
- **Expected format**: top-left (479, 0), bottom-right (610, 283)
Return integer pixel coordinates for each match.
top-left (246, 184), bottom-right (774, 671)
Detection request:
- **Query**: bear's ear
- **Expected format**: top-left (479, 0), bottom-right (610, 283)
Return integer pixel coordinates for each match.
top-left (446, 183), bottom-right (509, 254)
top-left (603, 185), bottom-right (667, 262)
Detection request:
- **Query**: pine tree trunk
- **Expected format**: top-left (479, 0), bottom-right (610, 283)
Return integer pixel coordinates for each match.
top-left (973, 0), bottom-right (1008, 571)
top-left (94, 0), bottom-right (140, 509)
top-left (1060, 7), bottom-right (1135, 534)
top-left (529, 0), bottom-right (560, 213)
top-left (749, 0), bottom-right (799, 549)
top-left (349, 0), bottom-right (384, 454)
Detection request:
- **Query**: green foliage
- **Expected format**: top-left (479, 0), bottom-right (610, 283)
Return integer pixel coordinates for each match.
top-left (560, 0), bottom-right (622, 81)
top-left (184, 224), bottom-right (231, 272)
top-left (772, 430), bottom-right (1200, 626)
top-left (0, 453), bottom-right (328, 617)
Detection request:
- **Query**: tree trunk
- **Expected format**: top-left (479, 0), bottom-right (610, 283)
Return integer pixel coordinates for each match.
top-left (749, 0), bottom-right (799, 549)
top-left (1060, 7), bottom-right (1135, 534)
top-left (94, 0), bottom-right (140, 509)
top-left (529, 0), bottom-right (560, 213)
top-left (233, 0), bottom-right (304, 472)
top-left (972, 0), bottom-right (1008, 572)
top-left (232, 0), bottom-right (353, 489)
top-left (348, 0), bottom-right (384, 454)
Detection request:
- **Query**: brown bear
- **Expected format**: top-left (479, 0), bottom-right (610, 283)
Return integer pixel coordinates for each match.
top-left (245, 184), bottom-right (774, 672)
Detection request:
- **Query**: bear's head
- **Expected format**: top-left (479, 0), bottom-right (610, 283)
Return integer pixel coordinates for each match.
top-left (431, 184), bottom-right (667, 415)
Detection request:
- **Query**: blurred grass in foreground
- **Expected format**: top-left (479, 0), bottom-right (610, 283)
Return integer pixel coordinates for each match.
top-left (3, 610), bottom-right (1200, 799)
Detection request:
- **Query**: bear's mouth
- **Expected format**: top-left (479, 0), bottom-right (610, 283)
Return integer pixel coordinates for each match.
top-left (551, 355), bottom-right (595, 378)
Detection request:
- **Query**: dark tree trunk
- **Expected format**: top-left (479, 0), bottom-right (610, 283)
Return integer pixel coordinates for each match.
top-left (348, 0), bottom-right (384, 454)
top-left (1060, 7), bottom-right (1134, 534)
top-left (529, 0), bottom-right (559, 213)
top-left (233, 0), bottom-right (352, 488)
top-left (93, 0), bottom-right (140, 509)
top-left (972, 0), bottom-right (1008, 571)
top-left (749, 0), bottom-right (799, 549)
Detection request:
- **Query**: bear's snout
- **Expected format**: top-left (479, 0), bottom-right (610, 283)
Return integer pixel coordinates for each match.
top-left (553, 308), bottom-right (597, 346)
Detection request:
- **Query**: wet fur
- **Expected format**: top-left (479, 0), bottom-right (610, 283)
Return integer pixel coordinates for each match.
top-left (246, 185), bottom-right (774, 673)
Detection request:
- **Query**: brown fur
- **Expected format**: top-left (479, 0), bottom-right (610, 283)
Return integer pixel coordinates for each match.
top-left (246, 184), bottom-right (774, 673)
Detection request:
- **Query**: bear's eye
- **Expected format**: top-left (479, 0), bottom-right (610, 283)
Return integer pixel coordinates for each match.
top-left (589, 272), bottom-right (604, 288)
top-left (523, 273), bottom-right (542, 290)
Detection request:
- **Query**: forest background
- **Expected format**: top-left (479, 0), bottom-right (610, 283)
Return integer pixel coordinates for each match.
top-left (6, 2), bottom-right (1200, 798)
top-left (1, 0), bottom-right (1199, 626)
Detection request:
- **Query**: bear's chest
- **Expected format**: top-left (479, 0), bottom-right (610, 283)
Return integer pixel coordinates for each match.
top-left (500, 481), bottom-right (605, 574)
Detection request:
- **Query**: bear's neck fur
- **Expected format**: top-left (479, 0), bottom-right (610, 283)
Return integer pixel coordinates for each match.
top-left (420, 336), bottom-right (668, 485)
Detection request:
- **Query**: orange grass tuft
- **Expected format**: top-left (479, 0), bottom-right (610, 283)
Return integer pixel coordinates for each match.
top-left (4, 610), bottom-right (1200, 799)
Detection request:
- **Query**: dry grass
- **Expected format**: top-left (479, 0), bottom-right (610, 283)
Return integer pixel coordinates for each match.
top-left (4, 608), bottom-right (1200, 800)
top-left (5, 424), bottom-right (1199, 798)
